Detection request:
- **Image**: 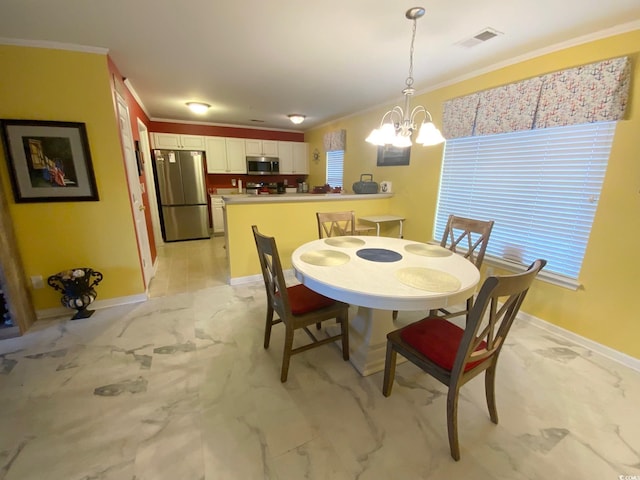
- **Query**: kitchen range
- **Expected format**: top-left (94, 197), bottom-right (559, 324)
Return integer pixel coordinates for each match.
top-left (153, 149), bottom-right (211, 242)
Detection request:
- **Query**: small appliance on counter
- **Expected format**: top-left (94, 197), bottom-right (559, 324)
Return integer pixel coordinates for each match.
top-left (352, 174), bottom-right (379, 194)
top-left (246, 182), bottom-right (261, 195)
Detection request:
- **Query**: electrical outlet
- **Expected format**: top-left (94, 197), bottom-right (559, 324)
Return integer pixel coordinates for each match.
top-left (31, 275), bottom-right (45, 289)
top-left (231, 179), bottom-right (237, 186)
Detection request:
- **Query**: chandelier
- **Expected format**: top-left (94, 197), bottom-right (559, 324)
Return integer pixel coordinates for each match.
top-left (366, 7), bottom-right (445, 148)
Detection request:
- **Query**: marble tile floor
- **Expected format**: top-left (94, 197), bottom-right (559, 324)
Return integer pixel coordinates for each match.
top-left (1, 255), bottom-right (639, 479)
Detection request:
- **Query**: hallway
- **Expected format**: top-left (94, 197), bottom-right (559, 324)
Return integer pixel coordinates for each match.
top-left (147, 235), bottom-right (229, 298)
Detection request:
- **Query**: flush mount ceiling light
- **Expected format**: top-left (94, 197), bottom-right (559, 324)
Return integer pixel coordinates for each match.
top-left (366, 7), bottom-right (445, 148)
top-left (288, 114), bottom-right (306, 125)
top-left (186, 102), bottom-right (211, 114)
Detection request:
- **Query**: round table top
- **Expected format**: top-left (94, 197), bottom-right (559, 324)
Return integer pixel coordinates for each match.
top-left (292, 236), bottom-right (480, 311)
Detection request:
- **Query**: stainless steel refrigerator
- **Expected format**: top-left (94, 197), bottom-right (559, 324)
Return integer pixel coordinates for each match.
top-left (153, 149), bottom-right (210, 242)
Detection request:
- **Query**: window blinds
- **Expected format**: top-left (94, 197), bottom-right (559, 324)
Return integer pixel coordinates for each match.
top-left (435, 121), bottom-right (616, 281)
top-left (326, 150), bottom-right (344, 188)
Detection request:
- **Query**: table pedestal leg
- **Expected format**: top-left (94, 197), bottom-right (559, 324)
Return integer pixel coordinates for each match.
top-left (347, 306), bottom-right (406, 376)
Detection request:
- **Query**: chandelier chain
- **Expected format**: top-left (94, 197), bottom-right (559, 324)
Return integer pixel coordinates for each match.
top-left (406, 18), bottom-right (417, 89)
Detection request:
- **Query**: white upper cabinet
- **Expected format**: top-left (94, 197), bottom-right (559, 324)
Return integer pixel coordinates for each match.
top-left (292, 142), bottom-right (309, 174)
top-left (245, 139), bottom-right (278, 157)
top-left (225, 138), bottom-right (247, 173)
top-left (205, 137), bottom-right (246, 174)
top-left (278, 141), bottom-right (308, 174)
top-left (152, 133), bottom-right (206, 150)
top-left (277, 141), bottom-right (293, 174)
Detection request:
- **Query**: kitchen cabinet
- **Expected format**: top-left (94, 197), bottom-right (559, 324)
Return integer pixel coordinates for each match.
top-left (245, 139), bottom-right (278, 157)
top-left (205, 137), bottom-right (246, 174)
top-left (277, 141), bottom-right (309, 174)
top-left (152, 133), bottom-right (206, 150)
top-left (210, 195), bottom-right (225, 234)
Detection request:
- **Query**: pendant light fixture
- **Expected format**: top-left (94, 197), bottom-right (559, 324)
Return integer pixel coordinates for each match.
top-left (186, 102), bottom-right (211, 114)
top-left (288, 114), bottom-right (306, 125)
top-left (366, 7), bottom-right (445, 148)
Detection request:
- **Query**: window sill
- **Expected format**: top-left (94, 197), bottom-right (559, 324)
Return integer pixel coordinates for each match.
top-left (484, 256), bottom-right (581, 291)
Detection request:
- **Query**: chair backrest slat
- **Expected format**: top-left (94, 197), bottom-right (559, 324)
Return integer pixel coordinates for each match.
top-left (452, 259), bottom-right (546, 376)
top-left (441, 215), bottom-right (494, 268)
top-left (316, 211), bottom-right (355, 238)
top-left (252, 225), bottom-right (292, 320)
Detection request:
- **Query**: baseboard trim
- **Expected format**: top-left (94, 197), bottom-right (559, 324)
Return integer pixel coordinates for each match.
top-left (519, 311), bottom-right (640, 373)
top-left (36, 293), bottom-right (148, 320)
top-left (229, 273), bottom-right (263, 286)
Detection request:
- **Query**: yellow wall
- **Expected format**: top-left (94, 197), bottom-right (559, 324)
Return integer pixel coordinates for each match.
top-left (0, 45), bottom-right (144, 310)
top-left (306, 30), bottom-right (640, 359)
top-left (226, 197), bottom-right (393, 279)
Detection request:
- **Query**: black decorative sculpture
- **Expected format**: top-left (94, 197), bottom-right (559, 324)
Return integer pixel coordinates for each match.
top-left (48, 268), bottom-right (103, 320)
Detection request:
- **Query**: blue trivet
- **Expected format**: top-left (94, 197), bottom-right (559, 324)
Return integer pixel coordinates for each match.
top-left (356, 248), bottom-right (403, 262)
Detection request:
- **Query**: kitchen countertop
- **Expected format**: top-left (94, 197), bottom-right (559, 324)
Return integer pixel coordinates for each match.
top-left (221, 192), bottom-right (393, 204)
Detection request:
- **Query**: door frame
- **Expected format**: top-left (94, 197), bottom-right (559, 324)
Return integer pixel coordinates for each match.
top-left (115, 92), bottom-right (154, 289)
top-left (137, 120), bottom-right (163, 249)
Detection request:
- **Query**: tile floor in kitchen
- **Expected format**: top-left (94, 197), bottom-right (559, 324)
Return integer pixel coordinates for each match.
top-left (0, 235), bottom-right (639, 479)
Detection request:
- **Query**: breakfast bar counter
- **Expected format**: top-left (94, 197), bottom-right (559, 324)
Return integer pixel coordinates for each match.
top-left (222, 192), bottom-right (392, 205)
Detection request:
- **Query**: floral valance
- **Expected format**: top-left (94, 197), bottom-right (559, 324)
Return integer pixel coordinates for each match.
top-left (442, 93), bottom-right (480, 139)
top-left (323, 129), bottom-right (346, 151)
top-left (443, 56), bottom-right (631, 139)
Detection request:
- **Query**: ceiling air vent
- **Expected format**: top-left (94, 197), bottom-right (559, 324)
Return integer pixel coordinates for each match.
top-left (457, 27), bottom-right (502, 48)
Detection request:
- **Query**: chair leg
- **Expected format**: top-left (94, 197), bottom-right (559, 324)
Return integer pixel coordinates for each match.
top-left (446, 386), bottom-right (461, 461)
top-left (280, 326), bottom-right (294, 383)
top-left (382, 342), bottom-right (397, 397)
top-left (485, 364), bottom-right (499, 424)
top-left (316, 322), bottom-right (321, 330)
top-left (264, 305), bottom-right (274, 349)
top-left (340, 314), bottom-right (349, 360)
top-left (392, 310), bottom-right (398, 320)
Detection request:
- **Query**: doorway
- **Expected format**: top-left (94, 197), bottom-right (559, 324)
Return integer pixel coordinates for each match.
top-left (115, 93), bottom-right (154, 288)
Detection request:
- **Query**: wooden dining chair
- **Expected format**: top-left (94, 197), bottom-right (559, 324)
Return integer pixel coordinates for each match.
top-left (252, 225), bottom-right (350, 382)
top-left (382, 259), bottom-right (546, 460)
top-left (393, 214), bottom-right (494, 321)
top-left (431, 214), bottom-right (495, 320)
top-left (316, 211), bottom-right (356, 238)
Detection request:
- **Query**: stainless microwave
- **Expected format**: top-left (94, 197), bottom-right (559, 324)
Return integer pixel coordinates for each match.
top-left (247, 156), bottom-right (279, 175)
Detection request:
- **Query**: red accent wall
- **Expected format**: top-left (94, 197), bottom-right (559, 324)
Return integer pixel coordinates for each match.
top-left (149, 121), bottom-right (304, 142)
top-left (107, 56), bottom-right (157, 262)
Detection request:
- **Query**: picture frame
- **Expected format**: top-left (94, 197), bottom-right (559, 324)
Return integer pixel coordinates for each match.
top-left (134, 140), bottom-right (144, 176)
top-left (376, 145), bottom-right (411, 166)
top-left (0, 119), bottom-right (99, 203)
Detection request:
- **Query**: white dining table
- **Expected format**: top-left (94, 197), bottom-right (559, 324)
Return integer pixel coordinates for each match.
top-left (291, 236), bottom-right (480, 376)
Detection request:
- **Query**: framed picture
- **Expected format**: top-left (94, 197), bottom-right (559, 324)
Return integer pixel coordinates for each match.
top-left (376, 145), bottom-right (411, 166)
top-left (134, 140), bottom-right (144, 176)
top-left (0, 119), bottom-right (99, 203)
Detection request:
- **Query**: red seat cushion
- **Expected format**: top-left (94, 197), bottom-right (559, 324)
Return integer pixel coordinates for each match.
top-left (286, 284), bottom-right (336, 315)
top-left (400, 317), bottom-right (487, 372)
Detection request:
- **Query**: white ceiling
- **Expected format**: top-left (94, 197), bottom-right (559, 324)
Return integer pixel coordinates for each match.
top-left (1, 0), bottom-right (639, 132)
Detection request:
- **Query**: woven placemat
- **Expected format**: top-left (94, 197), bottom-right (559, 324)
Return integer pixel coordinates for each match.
top-left (404, 243), bottom-right (453, 257)
top-left (324, 237), bottom-right (366, 248)
top-left (356, 248), bottom-right (403, 263)
top-left (395, 267), bottom-right (461, 292)
top-left (300, 250), bottom-right (351, 266)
